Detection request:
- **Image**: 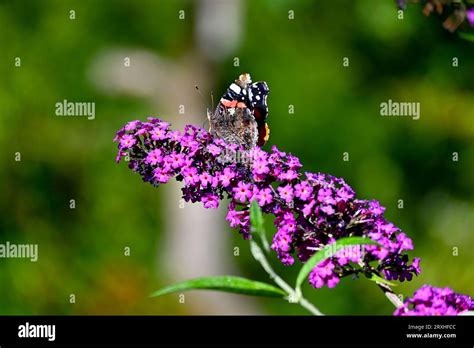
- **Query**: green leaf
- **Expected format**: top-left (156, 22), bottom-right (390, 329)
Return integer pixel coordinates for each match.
top-left (366, 273), bottom-right (398, 287)
top-left (150, 275), bottom-right (286, 298)
top-left (459, 311), bottom-right (474, 316)
top-left (250, 200), bottom-right (264, 236)
top-left (458, 32), bottom-right (474, 42)
top-left (295, 236), bottom-right (379, 289)
top-left (250, 200), bottom-right (270, 252)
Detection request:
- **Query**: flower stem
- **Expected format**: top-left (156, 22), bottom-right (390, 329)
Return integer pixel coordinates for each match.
top-left (259, 229), bottom-right (271, 254)
top-left (249, 240), bottom-right (323, 315)
top-left (299, 297), bottom-right (324, 316)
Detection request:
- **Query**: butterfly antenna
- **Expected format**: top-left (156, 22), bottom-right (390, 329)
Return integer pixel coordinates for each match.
top-left (195, 84), bottom-right (203, 97)
top-left (195, 85), bottom-right (208, 108)
top-left (196, 84), bottom-right (216, 110)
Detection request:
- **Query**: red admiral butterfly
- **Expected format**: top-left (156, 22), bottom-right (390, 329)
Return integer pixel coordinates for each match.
top-left (207, 73), bottom-right (270, 149)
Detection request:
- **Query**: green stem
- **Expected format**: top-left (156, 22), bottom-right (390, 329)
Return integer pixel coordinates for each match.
top-left (259, 229), bottom-right (271, 254)
top-left (249, 240), bottom-right (323, 316)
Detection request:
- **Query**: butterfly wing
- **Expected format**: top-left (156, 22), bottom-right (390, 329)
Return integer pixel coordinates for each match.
top-left (249, 81), bottom-right (270, 146)
top-left (209, 74), bottom-right (270, 148)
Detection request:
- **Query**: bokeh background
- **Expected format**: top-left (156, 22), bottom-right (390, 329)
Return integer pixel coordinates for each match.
top-left (0, 0), bottom-right (473, 315)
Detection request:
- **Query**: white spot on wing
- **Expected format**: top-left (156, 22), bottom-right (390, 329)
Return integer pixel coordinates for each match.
top-left (230, 83), bottom-right (241, 94)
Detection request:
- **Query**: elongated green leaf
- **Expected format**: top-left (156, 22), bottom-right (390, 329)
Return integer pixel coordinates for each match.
top-left (150, 275), bottom-right (286, 298)
top-left (295, 236), bottom-right (379, 289)
top-left (250, 200), bottom-right (270, 252)
top-left (458, 32), bottom-right (474, 42)
top-left (250, 200), bottom-right (264, 236)
top-left (367, 273), bottom-right (398, 287)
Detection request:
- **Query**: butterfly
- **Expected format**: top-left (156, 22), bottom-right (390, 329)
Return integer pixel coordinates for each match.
top-left (207, 73), bottom-right (270, 149)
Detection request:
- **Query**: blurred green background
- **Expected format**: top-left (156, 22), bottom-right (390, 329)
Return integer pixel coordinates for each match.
top-left (0, 0), bottom-right (473, 315)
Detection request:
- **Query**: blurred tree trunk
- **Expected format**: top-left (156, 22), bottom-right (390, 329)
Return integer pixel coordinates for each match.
top-left (89, 0), bottom-right (261, 314)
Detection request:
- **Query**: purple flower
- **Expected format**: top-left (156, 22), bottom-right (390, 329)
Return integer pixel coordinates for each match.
top-left (182, 167), bottom-right (199, 185)
top-left (294, 181), bottom-right (313, 201)
top-left (115, 118), bottom-right (422, 290)
top-left (396, 232), bottom-right (414, 251)
top-left (302, 201), bottom-right (315, 217)
top-left (146, 149), bottom-right (162, 166)
top-left (255, 188), bottom-right (273, 206)
top-left (207, 144), bottom-right (221, 156)
top-left (272, 227), bottom-right (295, 266)
top-left (253, 158), bottom-right (270, 175)
top-left (199, 172), bottom-right (213, 187)
top-left (233, 182), bottom-right (253, 203)
top-left (317, 188), bottom-right (336, 205)
top-left (153, 168), bottom-right (169, 183)
top-left (367, 200), bottom-right (385, 216)
top-left (169, 153), bottom-right (185, 169)
top-left (226, 208), bottom-right (241, 228)
top-left (168, 130), bottom-right (182, 142)
top-left (336, 186), bottom-right (354, 202)
top-left (120, 134), bottom-right (136, 149)
top-left (151, 127), bottom-right (167, 141)
top-left (124, 120), bottom-right (140, 131)
top-left (320, 205), bottom-right (335, 215)
top-left (278, 184), bottom-right (294, 203)
top-left (202, 194), bottom-right (219, 209)
top-left (278, 169), bottom-right (298, 181)
top-left (219, 168), bottom-right (235, 187)
top-left (309, 260), bottom-right (340, 288)
top-left (395, 285), bottom-right (474, 316)
top-left (411, 257), bottom-right (421, 274)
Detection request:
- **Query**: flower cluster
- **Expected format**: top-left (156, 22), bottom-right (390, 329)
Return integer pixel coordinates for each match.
top-left (114, 118), bottom-right (421, 289)
top-left (397, 0), bottom-right (474, 32)
top-left (394, 285), bottom-right (474, 316)
top-left (468, 7), bottom-right (474, 26)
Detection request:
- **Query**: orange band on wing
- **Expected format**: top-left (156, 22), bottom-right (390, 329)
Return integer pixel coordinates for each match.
top-left (221, 99), bottom-right (238, 108)
top-left (257, 123), bottom-right (270, 147)
top-left (264, 123), bottom-right (270, 141)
